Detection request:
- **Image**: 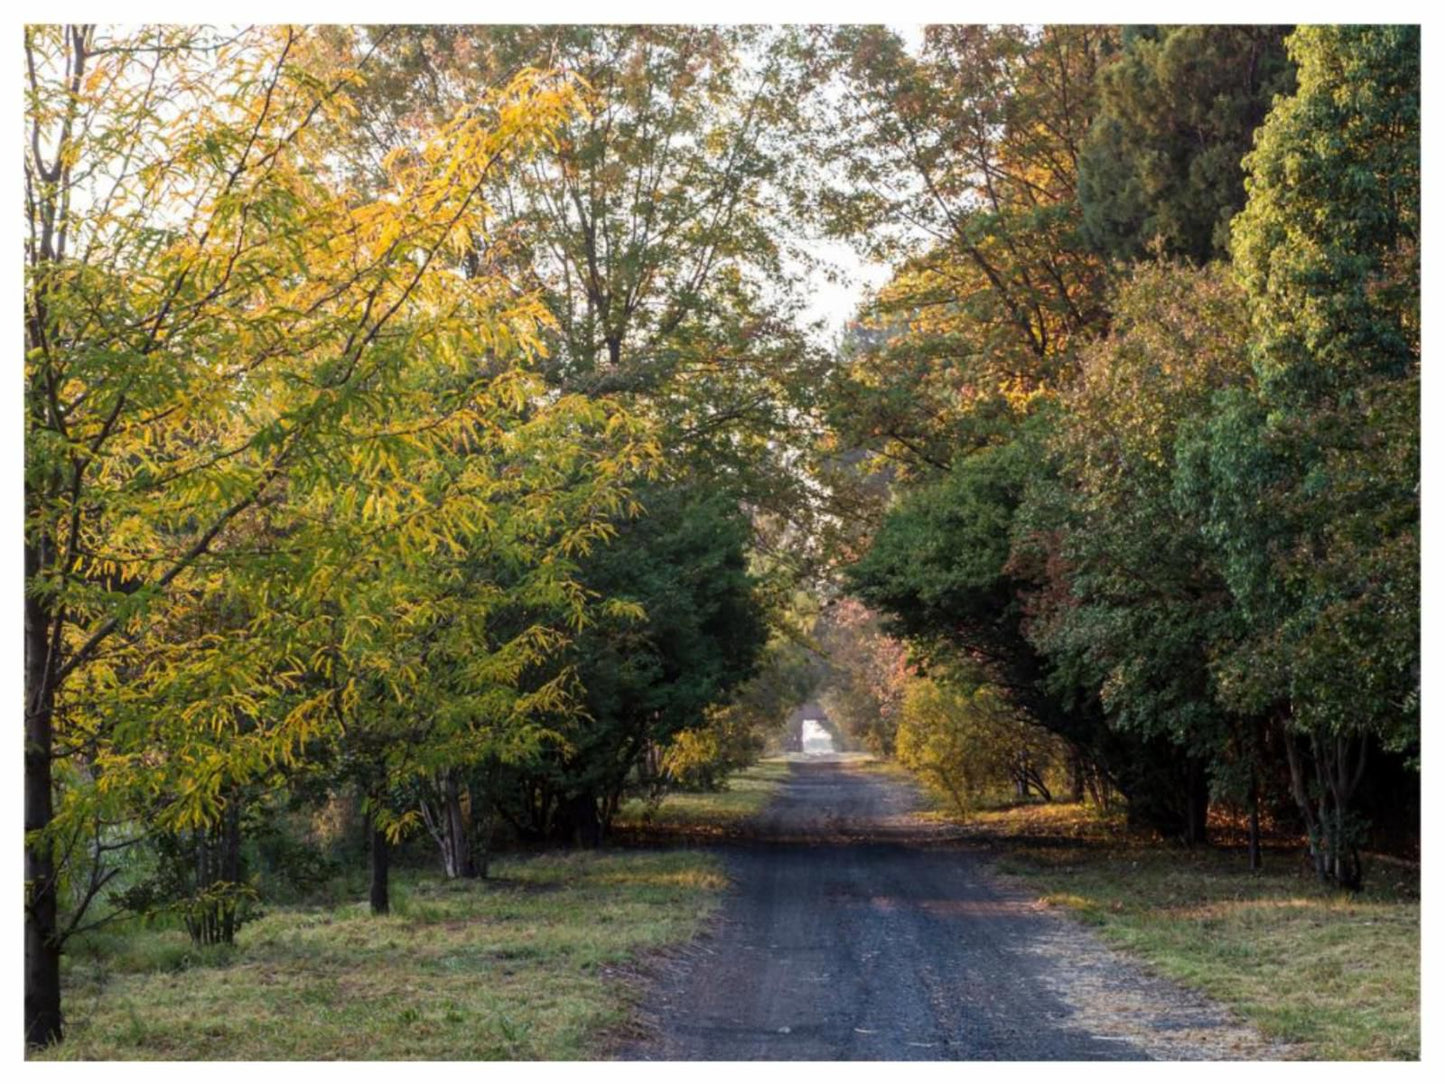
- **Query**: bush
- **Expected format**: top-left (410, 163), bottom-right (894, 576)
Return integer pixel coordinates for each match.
top-left (896, 672), bottom-right (1067, 814)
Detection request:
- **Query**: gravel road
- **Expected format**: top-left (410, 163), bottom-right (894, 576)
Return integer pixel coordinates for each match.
top-left (621, 756), bottom-right (1283, 1061)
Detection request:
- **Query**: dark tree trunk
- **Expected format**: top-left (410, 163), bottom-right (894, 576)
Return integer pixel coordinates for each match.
top-left (470, 763), bottom-right (500, 879)
top-left (221, 797), bottom-right (242, 943)
top-left (1069, 751), bottom-right (1086, 803)
top-left (565, 792), bottom-right (602, 848)
top-left (1282, 724), bottom-right (1326, 879)
top-left (1312, 732), bottom-right (1366, 889)
top-left (1248, 780), bottom-right (1262, 872)
top-left (1281, 715), bottom-right (1366, 889)
top-left (474, 805), bottom-right (496, 880)
top-left (1183, 760), bottom-right (1211, 846)
top-left (24, 705), bottom-right (61, 1047)
top-left (188, 816), bottom-right (241, 947)
top-left (192, 828), bottom-right (211, 944)
top-left (1020, 759), bottom-right (1052, 802)
top-left (370, 824), bottom-right (390, 916)
top-left (25, 547), bottom-right (62, 1047)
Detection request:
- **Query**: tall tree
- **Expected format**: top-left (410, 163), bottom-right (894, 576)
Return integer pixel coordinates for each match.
top-left (811, 24), bottom-right (1114, 473)
top-left (23, 23), bottom-right (607, 1044)
top-left (348, 26), bottom-right (826, 516)
top-left (1077, 25), bottom-right (1295, 263)
top-left (811, 27), bottom-right (1195, 822)
top-left (812, 597), bottom-right (910, 757)
top-left (497, 482), bottom-right (769, 844)
top-left (1014, 262), bottom-right (1259, 845)
top-left (1178, 26), bottom-right (1419, 886)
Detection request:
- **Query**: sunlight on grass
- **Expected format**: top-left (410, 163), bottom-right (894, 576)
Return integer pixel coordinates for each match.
top-left (37, 849), bottom-right (725, 1061)
top-left (613, 757), bottom-right (790, 833)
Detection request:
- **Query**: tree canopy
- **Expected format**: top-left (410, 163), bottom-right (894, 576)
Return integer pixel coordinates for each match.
top-left (23, 22), bottom-right (1420, 1049)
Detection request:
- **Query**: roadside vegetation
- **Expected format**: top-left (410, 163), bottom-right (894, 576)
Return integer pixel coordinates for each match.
top-left (35, 850), bottom-right (726, 1061)
top-left (962, 801), bottom-right (1418, 1060)
top-left (25, 22), bottom-right (1417, 1058)
top-left (817, 23), bottom-right (1418, 903)
top-left (614, 759), bottom-right (792, 838)
top-left (869, 753), bottom-right (1420, 1060)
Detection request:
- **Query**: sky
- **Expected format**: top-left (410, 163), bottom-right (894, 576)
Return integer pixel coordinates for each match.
top-left (794, 240), bottom-right (895, 345)
top-left (791, 25), bottom-right (926, 343)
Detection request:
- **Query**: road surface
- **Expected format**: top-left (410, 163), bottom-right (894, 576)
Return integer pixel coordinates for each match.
top-left (622, 756), bottom-right (1278, 1061)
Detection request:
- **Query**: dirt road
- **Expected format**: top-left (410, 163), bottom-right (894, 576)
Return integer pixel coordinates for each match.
top-left (622, 757), bottom-right (1279, 1061)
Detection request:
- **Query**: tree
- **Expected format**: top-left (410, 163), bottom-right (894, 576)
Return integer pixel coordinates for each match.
top-left (812, 597), bottom-right (910, 757)
top-left (810, 24), bottom-right (1114, 477)
top-left (348, 26), bottom-right (827, 520)
top-left (845, 422), bottom-right (1210, 837)
top-left (808, 28), bottom-right (1143, 807)
top-left (1178, 26), bottom-right (1419, 886)
top-left (1077, 25), bottom-right (1294, 263)
top-left (668, 632), bottom-right (821, 783)
top-left (23, 23), bottom-right (604, 1044)
top-left (1014, 262), bottom-right (1258, 847)
top-left (325, 383), bottom-right (654, 893)
top-left (493, 482), bottom-right (769, 844)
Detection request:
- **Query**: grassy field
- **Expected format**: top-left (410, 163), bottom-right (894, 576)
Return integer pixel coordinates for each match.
top-left (37, 849), bottom-right (726, 1061)
top-left (613, 757), bottom-right (791, 836)
top-left (963, 801), bottom-right (1420, 1060)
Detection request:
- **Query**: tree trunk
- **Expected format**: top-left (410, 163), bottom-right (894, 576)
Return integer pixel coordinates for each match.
top-left (1182, 759), bottom-right (1211, 846)
top-left (470, 763), bottom-right (499, 879)
top-left (1248, 778), bottom-right (1262, 872)
top-left (221, 797), bottom-right (242, 943)
top-left (566, 792), bottom-right (602, 848)
top-left (444, 775), bottom-right (476, 878)
top-left (192, 828), bottom-right (211, 945)
top-left (370, 824), bottom-right (390, 916)
top-left (1312, 732), bottom-right (1366, 889)
top-left (25, 558), bottom-right (62, 1047)
top-left (1069, 751), bottom-right (1086, 803)
top-left (1280, 720), bottom-right (1323, 875)
top-left (600, 786), bottom-right (622, 835)
top-left (1084, 763), bottom-right (1108, 811)
top-left (1021, 761), bottom-right (1052, 802)
top-left (1280, 715), bottom-right (1366, 888)
top-left (475, 805), bottom-right (496, 880)
top-left (24, 712), bottom-right (61, 1046)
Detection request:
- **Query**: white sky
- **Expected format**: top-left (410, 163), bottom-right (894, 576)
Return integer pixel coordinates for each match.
top-left (794, 240), bottom-right (895, 345)
top-left (791, 25), bottom-right (924, 342)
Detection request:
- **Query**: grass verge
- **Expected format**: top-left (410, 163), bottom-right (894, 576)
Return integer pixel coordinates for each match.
top-left (35, 849), bottom-right (726, 1061)
top-left (964, 801), bottom-right (1419, 1060)
top-left (613, 757), bottom-right (791, 837)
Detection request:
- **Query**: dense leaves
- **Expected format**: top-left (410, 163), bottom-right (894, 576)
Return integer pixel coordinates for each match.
top-left (822, 24), bottom-right (1417, 875)
top-left (500, 483), bottom-right (769, 843)
top-left (1183, 25), bottom-right (1420, 884)
top-left (24, 23), bottom-right (655, 1045)
top-left (22, 20), bottom-right (1421, 1053)
top-left (1078, 26), bottom-right (1295, 263)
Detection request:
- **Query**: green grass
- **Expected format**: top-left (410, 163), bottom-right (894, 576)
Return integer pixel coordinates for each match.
top-left (967, 801), bottom-right (1419, 1060)
top-left (613, 757), bottom-right (791, 835)
top-left (35, 849), bottom-right (726, 1061)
